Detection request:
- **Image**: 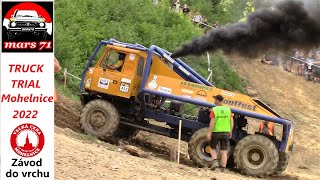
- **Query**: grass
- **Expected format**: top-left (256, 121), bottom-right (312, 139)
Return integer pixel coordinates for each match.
top-left (183, 52), bottom-right (248, 94)
top-left (55, 79), bottom-right (79, 101)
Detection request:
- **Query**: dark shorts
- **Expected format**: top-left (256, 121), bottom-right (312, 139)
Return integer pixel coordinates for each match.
top-left (210, 132), bottom-right (229, 150)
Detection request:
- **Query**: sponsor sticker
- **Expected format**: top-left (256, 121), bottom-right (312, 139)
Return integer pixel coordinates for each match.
top-left (158, 86), bottom-right (172, 94)
top-left (181, 89), bottom-right (193, 94)
top-left (221, 91), bottom-right (235, 97)
top-left (148, 75), bottom-right (158, 89)
top-left (86, 79), bottom-right (91, 87)
top-left (181, 94), bottom-right (192, 98)
top-left (223, 99), bottom-right (257, 111)
top-left (120, 83), bottom-right (130, 93)
top-left (129, 53), bottom-right (136, 61)
top-left (121, 78), bottom-right (131, 83)
top-left (180, 81), bottom-right (213, 91)
top-left (194, 96), bottom-right (207, 102)
top-left (98, 77), bottom-right (110, 89)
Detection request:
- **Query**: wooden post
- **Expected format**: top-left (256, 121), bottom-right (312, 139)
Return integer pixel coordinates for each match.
top-left (177, 119), bottom-right (182, 164)
top-left (64, 68), bottom-right (67, 89)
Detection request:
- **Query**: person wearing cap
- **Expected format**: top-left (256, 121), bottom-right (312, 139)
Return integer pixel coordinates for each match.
top-left (207, 95), bottom-right (234, 171)
top-left (107, 53), bottom-right (126, 71)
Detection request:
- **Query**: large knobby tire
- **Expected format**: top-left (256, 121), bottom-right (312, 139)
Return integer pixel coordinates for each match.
top-left (188, 128), bottom-right (233, 168)
top-left (188, 128), bottom-right (212, 168)
top-left (80, 99), bottom-right (119, 140)
top-left (272, 152), bottom-right (289, 176)
top-left (234, 135), bottom-right (279, 177)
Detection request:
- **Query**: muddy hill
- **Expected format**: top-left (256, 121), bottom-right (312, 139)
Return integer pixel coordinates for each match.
top-left (54, 58), bottom-right (320, 180)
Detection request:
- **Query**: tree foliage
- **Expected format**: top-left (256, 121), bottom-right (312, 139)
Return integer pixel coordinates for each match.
top-left (55, 0), bottom-right (202, 90)
top-left (55, 0), bottom-right (247, 94)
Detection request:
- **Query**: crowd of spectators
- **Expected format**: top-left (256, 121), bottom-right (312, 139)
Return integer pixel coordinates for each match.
top-left (170, 0), bottom-right (220, 34)
top-left (286, 49), bottom-right (320, 83)
top-left (262, 49), bottom-right (320, 83)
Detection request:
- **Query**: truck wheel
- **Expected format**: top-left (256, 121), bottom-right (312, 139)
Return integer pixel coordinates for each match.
top-left (272, 152), bottom-right (289, 176)
top-left (234, 135), bottom-right (279, 177)
top-left (188, 128), bottom-right (212, 168)
top-left (80, 99), bottom-right (119, 140)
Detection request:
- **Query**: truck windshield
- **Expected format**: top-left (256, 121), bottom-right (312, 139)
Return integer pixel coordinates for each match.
top-left (15, 10), bottom-right (39, 17)
top-left (99, 50), bottom-right (112, 68)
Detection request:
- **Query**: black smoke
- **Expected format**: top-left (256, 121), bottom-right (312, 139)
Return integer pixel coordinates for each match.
top-left (171, 0), bottom-right (320, 58)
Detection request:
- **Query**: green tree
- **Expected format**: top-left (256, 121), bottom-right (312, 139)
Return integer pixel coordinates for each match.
top-left (55, 0), bottom-right (247, 94)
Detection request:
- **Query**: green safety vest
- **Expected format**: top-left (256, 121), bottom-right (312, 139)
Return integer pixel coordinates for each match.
top-left (212, 106), bottom-right (231, 132)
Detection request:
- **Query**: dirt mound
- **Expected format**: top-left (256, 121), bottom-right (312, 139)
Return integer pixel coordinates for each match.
top-left (54, 93), bottom-right (82, 133)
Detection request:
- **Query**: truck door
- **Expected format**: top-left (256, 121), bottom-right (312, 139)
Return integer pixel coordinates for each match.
top-left (89, 49), bottom-right (138, 99)
top-left (89, 49), bottom-right (125, 97)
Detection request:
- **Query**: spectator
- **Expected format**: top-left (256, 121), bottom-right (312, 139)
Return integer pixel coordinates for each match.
top-left (305, 50), bottom-right (314, 66)
top-left (285, 49), bottom-right (298, 72)
top-left (152, 0), bottom-right (158, 5)
top-left (174, 0), bottom-right (181, 13)
top-left (192, 12), bottom-right (203, 24)
top-left (313, 50), bottom-right (320, 82)
top-left (261, 54), bottom-right (272, 65)
top-left (171, 0), bottom-right (176, 9)
top-left (297, 50), bottom-right (305, 76)
top-left (182, 4), bottom-right (190, 15)
top-left (201, 18), bottom-right (209, 33)
top-left (212, 21), bottom-right (220, 28)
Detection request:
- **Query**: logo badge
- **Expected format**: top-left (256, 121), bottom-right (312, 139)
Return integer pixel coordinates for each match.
top-left (10, 123), bottom-right (45, 158)
top-left (158, 86), bottom-right (172, 94)
top-left (196, 90), bottom-right (207, 97)
top-left (98, 77), bottom-right (110, 89)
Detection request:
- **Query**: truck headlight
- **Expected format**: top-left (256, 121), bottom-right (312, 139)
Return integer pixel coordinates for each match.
top-left (11, 22), bottom-right (16, 27)
top-left (39, 22), bottom-right (45, 27)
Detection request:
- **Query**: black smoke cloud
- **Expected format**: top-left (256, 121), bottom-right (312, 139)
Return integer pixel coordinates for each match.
top-left (171, 0), bottom-right (320, 58)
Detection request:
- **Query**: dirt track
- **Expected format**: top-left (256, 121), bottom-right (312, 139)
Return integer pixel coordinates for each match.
top-left (54, 58), bottom-right (320, 180)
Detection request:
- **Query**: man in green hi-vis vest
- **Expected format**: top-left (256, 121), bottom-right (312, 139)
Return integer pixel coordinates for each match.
top-left (207, 95), bottom-right (234, 172)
